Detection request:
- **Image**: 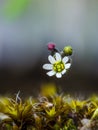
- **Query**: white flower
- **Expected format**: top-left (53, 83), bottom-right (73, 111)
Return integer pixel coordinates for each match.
top-left (43, 52), bottom-right (71, 78)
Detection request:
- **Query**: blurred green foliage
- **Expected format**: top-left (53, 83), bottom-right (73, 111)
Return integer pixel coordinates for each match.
top-left (3, 0), bottom-right (31, 19)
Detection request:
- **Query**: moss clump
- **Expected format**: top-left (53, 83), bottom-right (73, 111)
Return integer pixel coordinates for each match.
top-left (0, 87), bottom-right (98, 130)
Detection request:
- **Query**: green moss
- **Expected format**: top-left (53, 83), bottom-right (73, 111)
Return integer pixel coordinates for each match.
top-left (0, 87), bottom-right (98, 130)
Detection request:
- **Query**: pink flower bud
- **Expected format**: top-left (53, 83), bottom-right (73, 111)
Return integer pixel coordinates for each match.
top-left (47, 42), bottom-right (56, 50)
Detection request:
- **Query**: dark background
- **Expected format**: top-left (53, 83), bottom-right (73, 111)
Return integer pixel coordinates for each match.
top-left (0, 0), bottom-right (98, 97)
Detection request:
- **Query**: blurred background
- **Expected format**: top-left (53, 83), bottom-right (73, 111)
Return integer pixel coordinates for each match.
top-left (0, 0), bottom-right (98, 96)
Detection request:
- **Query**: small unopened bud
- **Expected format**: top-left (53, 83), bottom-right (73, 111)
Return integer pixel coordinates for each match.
top-left (63, 46), bottom-right (73, 56)
top-left (47, 42), bottom-right (56, 50)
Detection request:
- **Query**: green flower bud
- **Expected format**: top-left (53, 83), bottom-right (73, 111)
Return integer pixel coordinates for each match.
top-left (63, 46), bottom-right (73, 56)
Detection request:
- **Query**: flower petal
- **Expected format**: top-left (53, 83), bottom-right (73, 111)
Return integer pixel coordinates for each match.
top-left (65, 63), bottom-right (71, 69)
top-left (62, 69), bottom-right (66, 75)
top-left (48, 55), bottom-right (56, 64)
top-left (56, 73), bottom-right (62, 78)
top-left (55, 53), bottom-right (61, 61)
top-left (62, 56), bottom-right (69, 63)
top-left (43, 64), bottom-right (53, 70)
top-left (47, 70), bottom-right (56, 76)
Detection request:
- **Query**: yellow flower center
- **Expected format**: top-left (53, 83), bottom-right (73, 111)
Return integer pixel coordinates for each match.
top-left (53, 61), bottom-right (65, 72)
